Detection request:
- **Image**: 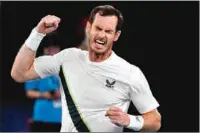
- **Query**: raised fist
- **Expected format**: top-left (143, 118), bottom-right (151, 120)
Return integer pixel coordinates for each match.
top-left (35, 15), bottom-right (61, 34)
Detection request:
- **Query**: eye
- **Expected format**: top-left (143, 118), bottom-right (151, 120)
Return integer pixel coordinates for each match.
top-left (95, 26), bottom-right (102, 31)
top-left (105, 30), bottom-right (113, 34)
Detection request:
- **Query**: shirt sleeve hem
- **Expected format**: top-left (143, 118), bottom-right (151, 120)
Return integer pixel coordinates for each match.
top-left (34, 61), bottom-right (45, 78)
top-left (138, 102), bottom-right (160, 114)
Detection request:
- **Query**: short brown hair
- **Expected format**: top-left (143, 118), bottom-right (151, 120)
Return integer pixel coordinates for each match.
top-left (89, 5), bottom-right (124, 32)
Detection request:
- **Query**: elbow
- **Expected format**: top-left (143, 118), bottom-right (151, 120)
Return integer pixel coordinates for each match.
top-left (142, 111), bottom-right (162, 132)
top-left (11, 69), bottom-right (25, 83)
top-left (153, 113), bottom-right (162, 131)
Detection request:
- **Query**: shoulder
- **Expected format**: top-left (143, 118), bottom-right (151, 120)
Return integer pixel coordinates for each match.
top-left (113, 52), bottom-right (139, 72)
top-left (53, 47), bottom-right (84, 62)
top-left (113, 53), bottom-right (143, 82)
top-left (57, 47), bottom-right (82, 56)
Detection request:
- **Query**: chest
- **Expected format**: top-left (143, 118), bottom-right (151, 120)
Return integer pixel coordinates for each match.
top-left (60, 61), bottom-right (131, 109)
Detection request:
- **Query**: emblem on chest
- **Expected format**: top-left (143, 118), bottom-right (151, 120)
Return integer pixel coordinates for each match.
top-left (105, 79), bottom-right (116, 88)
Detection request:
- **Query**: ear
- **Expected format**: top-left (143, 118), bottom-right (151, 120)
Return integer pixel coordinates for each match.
top-left (86, 21), bottom-right (91, 37)
top-left (114, 30), bottom-right (121, 42)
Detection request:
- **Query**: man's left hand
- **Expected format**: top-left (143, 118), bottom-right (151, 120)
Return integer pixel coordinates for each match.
top-left (105, 107), bottom-right (130, 127)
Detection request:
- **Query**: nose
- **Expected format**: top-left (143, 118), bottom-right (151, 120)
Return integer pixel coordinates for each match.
top-left (98, 31), bottom-right (106, 38)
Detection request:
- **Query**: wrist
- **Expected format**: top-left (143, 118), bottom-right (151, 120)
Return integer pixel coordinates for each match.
top-left (126, 115), bottom-right (144, 131)
top-left (25, 27), bottom-right (46, 51)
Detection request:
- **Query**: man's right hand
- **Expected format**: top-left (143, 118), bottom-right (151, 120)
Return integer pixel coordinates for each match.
top-left (36, 15), bottom-right (61, 34)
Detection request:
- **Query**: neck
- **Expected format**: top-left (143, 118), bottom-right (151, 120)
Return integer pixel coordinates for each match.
top-left (88, 49), bottom-right (112, 62)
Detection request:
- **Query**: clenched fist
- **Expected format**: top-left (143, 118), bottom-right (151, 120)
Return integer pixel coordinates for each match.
top-left (36, 15), bottom-right (61, 34)
top-left (105, 106), bottom-right (130, 127)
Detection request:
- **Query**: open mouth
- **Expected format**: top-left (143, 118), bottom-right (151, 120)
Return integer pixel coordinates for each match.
top-left (95, 40), bottom-right (105, 46)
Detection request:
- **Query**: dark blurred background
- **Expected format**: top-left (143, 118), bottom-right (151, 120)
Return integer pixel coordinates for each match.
top-left (0, 1), bottom-right (199, 132)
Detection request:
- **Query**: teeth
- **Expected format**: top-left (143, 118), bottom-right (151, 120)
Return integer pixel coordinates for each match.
top-left (96, 40), bottom-right (105, 45)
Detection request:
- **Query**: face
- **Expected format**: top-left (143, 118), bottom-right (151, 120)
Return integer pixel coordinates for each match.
top-left (86, 13), bottom-right (121, 54)
top-left (44, 46), bottom-right (60, 55)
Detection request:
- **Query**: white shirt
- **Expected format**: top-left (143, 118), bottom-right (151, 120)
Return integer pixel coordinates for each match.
top-left (34, 48), bottom-right (159, 132)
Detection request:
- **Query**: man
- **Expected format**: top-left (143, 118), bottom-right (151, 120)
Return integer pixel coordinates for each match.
top-left (24, 33), bottom-right (62, 132)
top-left (25, 76), bottom-right (61, 132)
top-left (11, 5), bottom-right (161, 132)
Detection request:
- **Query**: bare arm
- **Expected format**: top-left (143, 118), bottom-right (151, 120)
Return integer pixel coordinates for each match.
top-left (26, 89), bottom-right (61, 100)
top-left (11, 45), bottom-right (39, 82)
top-left (26, 90), bottom-right (42, 99)
top-left (11, 15), bottom-right (61, 83)
top-left (140, 109), bottom-right (161, 131)
top-left (106, 107), bottom-right (161, 132)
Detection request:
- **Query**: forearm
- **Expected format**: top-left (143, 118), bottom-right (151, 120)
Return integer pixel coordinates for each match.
top-left (106, 107), bottom-right (161, 132)
top-left (26, 90), bottom-right (55, 100)
top-left (140, 111), bottom-right (161, 132)
top-left (26, 90), bottom-right (42, 99)
top-left (11, 28), bottom-right (45, 82)
top-left (11, 15), bottom-right (60, 82)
